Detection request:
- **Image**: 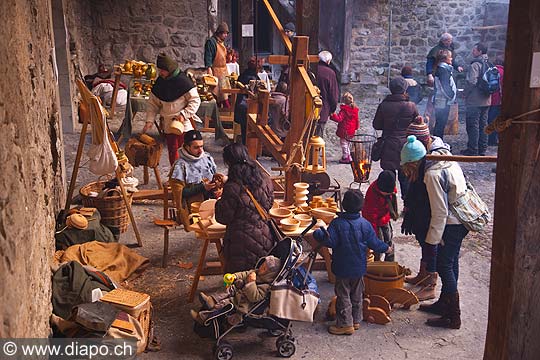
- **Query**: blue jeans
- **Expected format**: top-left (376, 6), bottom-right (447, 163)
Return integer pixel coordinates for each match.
top-left (436, 224), bottom-right (469, 294)
top-left (487, 105), bottom-right (500, 146)
top-left (465, 106), bottom-right (489, 155)
top-left (434, 106), bottom-right (450, 139)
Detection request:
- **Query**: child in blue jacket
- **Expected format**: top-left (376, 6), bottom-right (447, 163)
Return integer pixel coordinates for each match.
top-left (313, 189), bottom-right (391, 335)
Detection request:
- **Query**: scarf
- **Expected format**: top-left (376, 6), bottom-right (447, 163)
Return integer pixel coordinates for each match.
top-left (151, 68), bottom-right (195, 102)
top-left (178, 146), bottom-right (205, 162)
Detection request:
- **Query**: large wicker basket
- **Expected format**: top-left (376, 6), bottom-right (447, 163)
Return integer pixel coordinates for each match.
top-left (80, 181), bottom-right (132, 233)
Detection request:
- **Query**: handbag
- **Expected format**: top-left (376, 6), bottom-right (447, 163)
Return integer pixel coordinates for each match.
top-left (245, 187), bottom-right (286, 244)
top-left (371, 137), bottom-right (385, 162)
top-left (448, 179), bottom-right (491, 232)
top-left (269, 280), bottom-right (320, 322)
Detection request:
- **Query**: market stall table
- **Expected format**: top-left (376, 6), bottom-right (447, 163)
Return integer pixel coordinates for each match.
top-left (115, 93), bottom-right (230, 144)
top-left (185, 217), bottom-right (335, 285)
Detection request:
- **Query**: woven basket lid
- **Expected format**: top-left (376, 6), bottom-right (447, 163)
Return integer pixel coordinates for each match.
top-left (67, 214), bottom-right (88, 230)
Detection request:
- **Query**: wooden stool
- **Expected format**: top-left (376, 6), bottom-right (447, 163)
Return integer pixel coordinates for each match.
top-left (142, 165), bottom-right (163, 189)
top-left (304, 136), bottom-right (327, 173)
top-left (188, 222), bottom-right (225, 302)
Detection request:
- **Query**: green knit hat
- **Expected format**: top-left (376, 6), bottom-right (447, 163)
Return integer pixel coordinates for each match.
top-left (156, 53), bottom-right (178, 73)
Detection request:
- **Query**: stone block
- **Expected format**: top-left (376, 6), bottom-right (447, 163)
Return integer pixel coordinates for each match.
top-left (171, 33), bottom-right (189, 47)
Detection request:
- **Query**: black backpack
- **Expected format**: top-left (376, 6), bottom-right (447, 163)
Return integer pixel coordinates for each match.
top-left (473, 59), bottom-right (501, 95)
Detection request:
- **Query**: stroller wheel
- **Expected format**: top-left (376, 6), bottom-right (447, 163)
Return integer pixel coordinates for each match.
top-left (276, 336), bottom-right (296, 358)
top-left (213, 341), bottom-right (234, 360)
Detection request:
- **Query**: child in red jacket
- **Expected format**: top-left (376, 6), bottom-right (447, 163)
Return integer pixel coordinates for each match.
top-left (330, 92), bottom-right (359, 164)
top-left (362, 170), bottom-right (399, 261)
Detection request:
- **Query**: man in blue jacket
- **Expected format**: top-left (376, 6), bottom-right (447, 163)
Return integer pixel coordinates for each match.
top-left (314, 190), bottom-right (391, 335)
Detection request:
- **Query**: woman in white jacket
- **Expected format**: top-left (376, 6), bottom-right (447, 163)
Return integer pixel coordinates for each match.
top-left (142, 53), bottom-right (201, 165)
top-left (400, 135), bottom-right (469, 329)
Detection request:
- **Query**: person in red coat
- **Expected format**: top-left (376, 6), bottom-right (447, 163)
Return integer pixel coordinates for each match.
top-left (362, 170), bottom-right (399, 261)
top-left (330, 92), bottom-right (359, 163)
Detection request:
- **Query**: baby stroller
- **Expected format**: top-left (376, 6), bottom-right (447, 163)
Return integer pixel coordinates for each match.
top-left (194, 218), bottom-right (320, 360)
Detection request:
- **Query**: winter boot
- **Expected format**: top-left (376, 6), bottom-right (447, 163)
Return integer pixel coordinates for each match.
top-left (415, 272), bottom-right (437, 301)
top-left (425, 292), bottom-right (461, 329)
top-left (328, 325), bottom-right (355, 335)
top-left (405, 261), bottom-right (428, 285)
top-left (419, 292), bottom-right (450, 316)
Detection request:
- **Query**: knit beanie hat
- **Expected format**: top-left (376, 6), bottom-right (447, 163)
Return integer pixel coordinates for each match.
top-left (156, 53), bottom-right (178, 73)
top-left (389, 77), bottom-right (409, 94)
top-left (377, 170), bottom-right (396, 193)
top-left (406, 116), bottom-right (430, 144)
top-left (401, 135), bottom-right (427, 165)
top-left (216, 22), bottom-right (229, 34)
top-left (262, 255), bottom-right (281, 273)
top-left (284, 22), bottom-right (296, 33)
top-left (342, 189), bottom-right (364, 213)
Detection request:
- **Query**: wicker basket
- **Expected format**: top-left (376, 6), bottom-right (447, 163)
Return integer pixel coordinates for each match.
top-left (100, 289), bottom-right (151, 353)
top-left (80, 181), bottom-right (133, 233)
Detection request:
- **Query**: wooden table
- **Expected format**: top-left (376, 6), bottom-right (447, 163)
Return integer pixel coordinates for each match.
top-left (187, 217), bottom-right (335, 283)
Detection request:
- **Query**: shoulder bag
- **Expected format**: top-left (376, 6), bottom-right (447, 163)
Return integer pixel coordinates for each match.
top-left (447, 176), bottom-right (491, 232)
top-left (268, 279), bottom-right (320, 322)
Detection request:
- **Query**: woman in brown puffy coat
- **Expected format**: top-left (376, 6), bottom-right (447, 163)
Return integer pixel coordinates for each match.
top-left (373, 77), bottom-right (419, 200)
top-left (215, 144), bottom-right (275, 272)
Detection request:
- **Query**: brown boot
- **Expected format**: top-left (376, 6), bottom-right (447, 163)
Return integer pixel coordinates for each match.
top-left (415, 272), bottom-right (437, 301)
top-left (405, 261), bottom-right (428, 284)
top-left (425, 292), bottom-right (461, 329)
top-left (419, 292), bottom-right (450, 316)
top-left (328, 325), bottom-right (355, 335)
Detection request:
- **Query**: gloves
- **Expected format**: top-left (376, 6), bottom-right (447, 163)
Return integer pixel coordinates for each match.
top-left (401, 213), bottom-right (413, 235)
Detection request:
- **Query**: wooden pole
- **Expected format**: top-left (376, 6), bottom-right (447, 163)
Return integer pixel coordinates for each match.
top-left (64, 110), bottom-right (89, 211)
top-left (425, 154), bottom-right (497, 163)
top-left (109, 68), bottom-right (122, 118)
top-left (484, 1), bottom-right (540, 358)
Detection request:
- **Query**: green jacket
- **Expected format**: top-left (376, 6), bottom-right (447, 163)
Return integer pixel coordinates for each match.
top-left (204, 36), bottom-right (218, 68)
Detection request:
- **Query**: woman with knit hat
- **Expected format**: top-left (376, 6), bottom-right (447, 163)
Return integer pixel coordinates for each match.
top-left (204, 22), bottom-right (231, 107)
top-left (142, 53), bottom-right (201, 165)
top-left (373, 77), bottom-right (419, 200)
top-left (400, 135), bottom-right (469, 329)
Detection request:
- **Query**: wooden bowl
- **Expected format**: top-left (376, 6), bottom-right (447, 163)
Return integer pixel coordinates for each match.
top-left (295, 205), bottom-right (311, 214)
top-left (275, 200), bottom-right (296, 209)
top-left (293, 214), bottom-right (312, 227)
top-left (311, 208), bottom-right (336, 224)
top-left (280, 217), bottom-right (300, 232)
top-left (269, 207), bottom-right (293, 221)
top-left (293, 182), bottom-right (309, 190)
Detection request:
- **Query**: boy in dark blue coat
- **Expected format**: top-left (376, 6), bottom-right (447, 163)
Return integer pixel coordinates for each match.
top-left (313, 189), bottom-right (391, 335)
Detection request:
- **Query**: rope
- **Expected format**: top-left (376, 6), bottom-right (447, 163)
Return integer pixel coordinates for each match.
top-left (485, 108), bottom-right (540, 134)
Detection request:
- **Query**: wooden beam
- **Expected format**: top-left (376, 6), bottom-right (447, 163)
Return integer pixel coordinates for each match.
top-left (425, 155), bottom-right (497, 163)
top-left (284, 36), bottom-right (310, 155)
top-left (261, 0), bottom-right (292, 54)
top-left (484, 0), bottom-right (540, 358)
top-left (267, 54), bottom-right (320, 64)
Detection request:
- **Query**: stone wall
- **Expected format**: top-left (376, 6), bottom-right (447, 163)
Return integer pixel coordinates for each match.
top-left (0, 0), bottom-right (64, 337)
top-left (343, 0), bottom-right (509, 121)
top-left (66, 0), bottom-right (211, 76)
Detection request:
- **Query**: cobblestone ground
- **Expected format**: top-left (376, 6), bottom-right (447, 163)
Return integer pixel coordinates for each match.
top-left (63, 107), bottom-right (495, 359)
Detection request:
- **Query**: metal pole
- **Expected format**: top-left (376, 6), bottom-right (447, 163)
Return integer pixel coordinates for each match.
top-left (387, 0), bottom-right (393, 88)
